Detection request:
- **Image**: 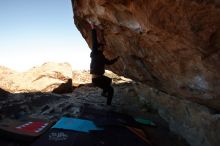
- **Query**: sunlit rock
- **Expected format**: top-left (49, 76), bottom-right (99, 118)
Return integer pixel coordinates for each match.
top-left (73, 0), bottom-right (220, 107)
top-left (0, 62), bottom-right (73, 93)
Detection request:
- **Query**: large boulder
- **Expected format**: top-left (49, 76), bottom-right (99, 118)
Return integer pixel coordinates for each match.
top-left (73, 1), bottom-right (220, 146)
top-left (73, 0), bottom-right (220, 109)
top-left (0, 62), bottom-right (73, 93)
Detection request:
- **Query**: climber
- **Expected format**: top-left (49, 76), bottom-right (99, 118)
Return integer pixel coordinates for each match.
top-left (88, 20), bottom-right (119, 105)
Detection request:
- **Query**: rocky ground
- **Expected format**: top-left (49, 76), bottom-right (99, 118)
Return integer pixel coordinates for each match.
top-left (0, 69), bottom-right (189, 146)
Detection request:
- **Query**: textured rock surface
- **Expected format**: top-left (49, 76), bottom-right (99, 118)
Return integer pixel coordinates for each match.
top-left (0, 62), bottom-right (73, 93)
top-left (73, 1), bottom-right (220, 145)
top-left (134, 83), bottom-right (220, 146)
top-left (72, 70), bottom-right (92, 87)
top-left (73, 0), bottom-right (220, 110)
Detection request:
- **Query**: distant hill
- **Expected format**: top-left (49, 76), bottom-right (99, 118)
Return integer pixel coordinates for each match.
top-left (0, 65), bottom-right (17, 79)
top-left (0, 62), bottom-right (73, 93)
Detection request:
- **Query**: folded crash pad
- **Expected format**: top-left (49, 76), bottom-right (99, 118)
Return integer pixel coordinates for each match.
top-left (0, 117), bottom-right (54, 142)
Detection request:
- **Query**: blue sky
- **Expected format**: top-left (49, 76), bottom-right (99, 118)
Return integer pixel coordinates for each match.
top-left (0, 0), bottom-right (90, 71)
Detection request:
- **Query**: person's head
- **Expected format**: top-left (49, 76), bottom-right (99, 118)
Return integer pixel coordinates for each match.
top-left (98, 43), bottom-right (104, 51)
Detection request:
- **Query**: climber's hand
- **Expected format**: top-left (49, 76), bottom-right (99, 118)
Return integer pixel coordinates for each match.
top-left (114, 56), bottom-right (120, 62)
top-left (87, 19), bottom-right (95, 29)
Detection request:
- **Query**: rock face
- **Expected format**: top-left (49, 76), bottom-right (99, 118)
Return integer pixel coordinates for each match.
top-left (73, 1), bottom-right (220, 146)
top-left (134, 83), bottom-right (220, 146)
top-left (73, 0), bottom-right (220, 109)
top-left (72, 70), bottom-right (92, 87)
top-left (0, 62), bottom-right (73, 93)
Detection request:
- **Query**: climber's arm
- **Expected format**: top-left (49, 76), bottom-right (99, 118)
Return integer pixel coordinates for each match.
top-left (105, 56), bottom-right (120, 65)
top-left (90, 24), bottom-right (98, 52)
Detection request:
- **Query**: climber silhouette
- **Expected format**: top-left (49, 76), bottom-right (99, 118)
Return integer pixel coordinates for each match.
top-left (88, 21), bottom-right (119, 105)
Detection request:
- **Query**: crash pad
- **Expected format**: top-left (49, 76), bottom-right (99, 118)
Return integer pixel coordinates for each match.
top-left (52, 117), bottom-right (103, 133)
top-left (0, 117), bottom-right (54, 142)
top-left (31, 106), bottom-right (151, 146)
top-left (135, 118), bottom-right (156, 126)
top-left (32, 124), bottom-right (150, 146)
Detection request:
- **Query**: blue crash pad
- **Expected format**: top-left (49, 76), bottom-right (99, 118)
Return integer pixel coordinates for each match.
top-left (52, 117), bottom-right (103, 133)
